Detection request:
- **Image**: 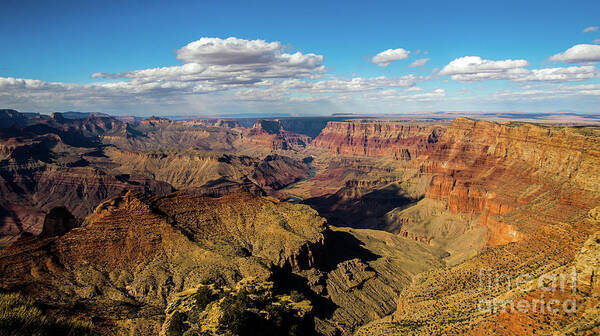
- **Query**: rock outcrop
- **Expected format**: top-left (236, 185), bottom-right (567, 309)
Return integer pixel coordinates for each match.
top-left (312, 120), bottom-right (444, 158)
top-left (39, 207), bottom-right (79, 238)
top-left (242, 120), bottom-right (311, 151)
top-left (0, 114), bottom-right (313, 243)
top-left (0, 190), bottom-right (327, 334)
top-left (372, 119), bottom-right (600, 335)
top-left (574, 227), bottom-right (600, 296)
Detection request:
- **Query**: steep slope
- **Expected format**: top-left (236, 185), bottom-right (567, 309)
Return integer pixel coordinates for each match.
top-left (356, 119), bottom-right (600, 334)
top-left (0, 127), bottom-right (173, 244)
top-left (0, 190), bottom-right (327, 335)
top-left (240, 119), bottom-right (311, 151)
top-left (0, 112), bottom-right (313, 244)
top-left (305, 227), bottom-right (447, 335)
top-left (392, 118), bottom-right (600, 255)
top-left (312, 120), bottom-right (444, 158)
top-left (102, 118), bottom-right (240, 153)
top-left (105, 148), bottom-right (311, 196)
top-left (301, 120), bottom-right (447, 230)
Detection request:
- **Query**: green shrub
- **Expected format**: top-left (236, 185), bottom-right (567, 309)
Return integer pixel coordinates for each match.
top-left (192, 286), bottom-right (214, 311)
top-left (218, 290), bottom-right (257, 335)
top-left (166, 311), bottom-right (189, 336)
top-left (289, 290), bottom-right (305, 303)
top-left (217, 288), bottom-right (313, 336)
top-left (0, 292), bottom-right (93, 336)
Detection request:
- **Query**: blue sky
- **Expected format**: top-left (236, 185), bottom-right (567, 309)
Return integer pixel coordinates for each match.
top-left (1, 0), bottom-right (599, 115)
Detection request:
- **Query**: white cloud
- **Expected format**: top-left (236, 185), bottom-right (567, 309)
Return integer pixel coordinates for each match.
top-left (445, 68), bottom-right (529, 82)
top-left (492, 83), bottom-right (600, 101)
top-left (364, 88), bottom-right (445, 102)
top-left (439, 56), bottom-right (598, 83)
top-left (93, 37), bottom-right (326, 87)
top-left (515, 66), bottom-right (598, 82)
top-left (0, 73), bottom-right (428, 113)
top-left (4, 36), bottom-right (599, 114)
top-left (583, 26), bottom-right (599, 33)
top-left (439, 56), bottom-right (529, 76)
top-left (280, 75), bottom-right (421, 93)
top-left (176, 37), bottom-right (323, 70)
top-left (371, 48), bottom-right (410, 66)
top-left (408, 58), bottom-right (430, 67)
top-left (595, 39), bottom-right (600, 44)
top-left (549, 44), bottom-right (600, 63)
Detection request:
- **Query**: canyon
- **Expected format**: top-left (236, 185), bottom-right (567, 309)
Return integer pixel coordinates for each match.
top-left (0, 109), bottom-right (599, 335)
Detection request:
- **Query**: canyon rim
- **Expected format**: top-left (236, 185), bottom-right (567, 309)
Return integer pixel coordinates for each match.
top-left (1, 1), bottom-right (600, 335)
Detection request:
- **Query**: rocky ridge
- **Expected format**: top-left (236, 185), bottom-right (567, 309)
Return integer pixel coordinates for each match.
top-left (0, 190), bottom-right (327, 334)
top-left (352, 118), bottom-right (600, 334)
top-left (241, 120), bottom-right (312, 151)
top-left (312, 120), bottom-right (444, 158)
top-left (2, 111), bottom-right (600, 335)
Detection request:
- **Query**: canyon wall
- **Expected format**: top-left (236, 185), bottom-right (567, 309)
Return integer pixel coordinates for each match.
top-left (382, 119), bottom-right (600, 335)
top-left (312, 120), bottom-right (444, 158)
top-left (0, 191), bottom-right (327, 333)
top-left (241, 119), bottom-right (311, 151)
top-left (422, 118), bottom-right (600, 244)
top-left (316, 118), bottom-right (600, 251)
top-left (310, 118), bottom-right (600, 335)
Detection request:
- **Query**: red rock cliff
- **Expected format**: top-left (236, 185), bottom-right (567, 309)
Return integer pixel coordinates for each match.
top-left (242, 120), bottom-right (311, 150)
top-left (390, 119), bottom-right (600, 334)
top-left (423, 118), bottom-right (600, 245)
top-left (312, 120), bottom-right (444, 158)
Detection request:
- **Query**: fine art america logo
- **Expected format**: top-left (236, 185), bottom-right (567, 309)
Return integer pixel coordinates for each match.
top-left (477, 268), bottom-right (578, 314)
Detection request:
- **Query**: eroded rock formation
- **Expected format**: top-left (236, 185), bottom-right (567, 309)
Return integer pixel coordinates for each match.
top-left (241, 119), bottom-right (312, 151)
top-left (2, 111), bottom-right (600, 335)
top-left (354, 118), bottom-right (600, 335)
top-left (312, 120), bottom-right (444, 158)
top-left (0, 190), bottom-right (327, 334)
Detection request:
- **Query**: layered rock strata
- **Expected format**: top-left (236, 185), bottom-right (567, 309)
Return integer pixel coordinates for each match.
top-left (0, 190), bottom-right (327, 334)
top-left (312, 120), bottom-right (444, 158)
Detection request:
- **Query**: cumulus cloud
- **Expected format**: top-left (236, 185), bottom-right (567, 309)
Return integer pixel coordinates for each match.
top-left (372, 48), bottom-right (410, 66)
top-left (439, 56), bottom-right (529, 76)
top-left (549, 44), bottom-right (600, 63)
top-left (493, 83), bottom-right (600, 101)
top-left (176, 37), bottom-right (323, 69)
top-left (280, 75), bottom-right (422, 93)
top-left (5, 36), bottom-right (600, 114)
top-left (438, 56), bottom-right (530, 82)
top-left (515, 66), bottom-right (598, 82)
top-left (364, 88), bottom-right (445, 102)
top-left (408, 58), bottom-right (430, 67)
top-left (439, 56), bottom-right (598, 82)
top-left (92, 37), bottom-right (326, 87)
top-left (583, 26), bottom-right (599, 33)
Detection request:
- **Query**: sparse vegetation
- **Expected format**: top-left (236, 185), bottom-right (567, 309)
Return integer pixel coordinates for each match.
top-left (193, 285), bottom-right (216, 312)
top-left (289, 290), bottom-right (304, 303)
top-left (218, 287), bottom-right (313, 336)
top-left (0, 293), bottom-right (94, 336)
top-left (164, 280), bottom-right (313, 336)
top-left (166, 311), bottom-right (188, 336)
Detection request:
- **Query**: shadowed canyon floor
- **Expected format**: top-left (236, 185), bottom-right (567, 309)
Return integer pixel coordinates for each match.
top-left (0, 109), bottom-right (599, 335)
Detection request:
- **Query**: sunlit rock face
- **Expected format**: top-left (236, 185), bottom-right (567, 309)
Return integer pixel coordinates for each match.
top-left (0, 190), bottom-right (327, 333)
top-left (312, 120), bottom-right (443, 158)
top-left (241, 119), bottom-right (312, 150)
top-left (385, 119), bottom-right (600, 335)
top-left (2, 110), bottom-right (600, 335)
